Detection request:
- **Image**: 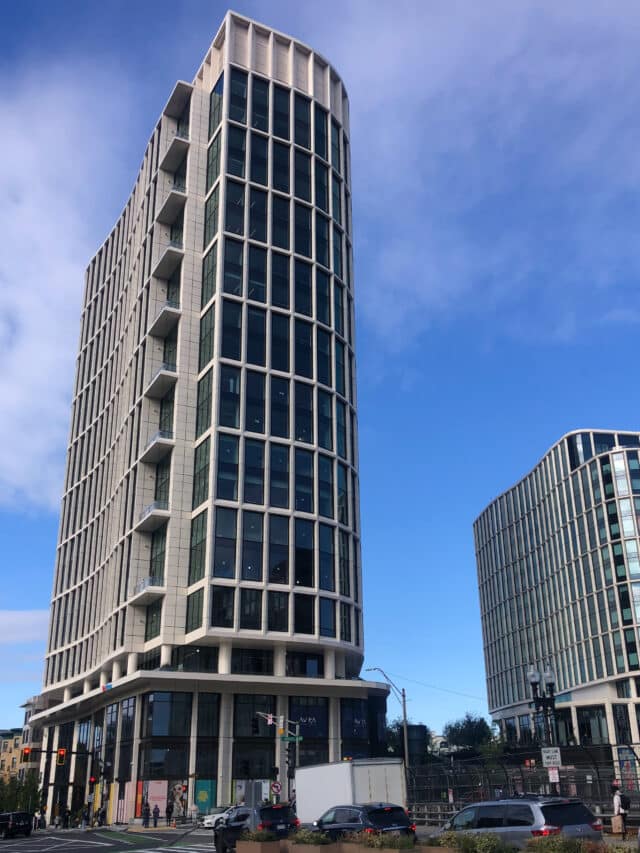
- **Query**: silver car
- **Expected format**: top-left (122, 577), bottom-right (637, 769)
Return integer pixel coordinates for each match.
top-left (434, 797), bottom-right (602, 849)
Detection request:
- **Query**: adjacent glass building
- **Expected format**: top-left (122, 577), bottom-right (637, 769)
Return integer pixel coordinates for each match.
top-left (475, 429), bottom-right (640, 775)
top-left (32, 12), bottom-right (387, 822)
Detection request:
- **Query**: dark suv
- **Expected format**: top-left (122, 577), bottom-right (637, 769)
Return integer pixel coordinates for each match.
top-left (313, 803), bottom-right (416, 841)
top-left (0, 811), bottom-right (32, 839)
top-left (214, 803), bottom-right (298, 853)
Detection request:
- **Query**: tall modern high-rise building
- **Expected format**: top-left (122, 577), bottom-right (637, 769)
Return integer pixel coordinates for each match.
top-left (32, 11), bottom-right (387, 821)
top-left (475, 429), bottom-right (640, 776)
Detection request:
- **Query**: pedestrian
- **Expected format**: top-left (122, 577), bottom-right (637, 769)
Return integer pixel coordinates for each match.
top-left (63, 807), bottom-right (71, 829)
top-left (142, 801), bottom-right (151, 828)
top-left (153, 804), bottom-right (160, 827)
top-left (613, 784), bottom-right (630, 840)
top-left (165, 801), bottom-right (173, 826)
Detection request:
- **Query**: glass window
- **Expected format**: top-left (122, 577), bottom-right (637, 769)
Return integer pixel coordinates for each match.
top-left (251, 77), bottom-right (269, 131)
top-left (316, 212), bottom-right (330, 269)
top-left (221, 300), bottom-right (242, 361)
top-left (268, 590), bottom-right (289, 631)
top-left (295, 594), bottom-right (314, 633)
top-left (316, 269), bottom-right (330, 325)
top-left (224, 237), bottom-right (243, 295)
top-left (295, 203), bottom-right (311, 257)
top-left (226, 180), bottom-right (244, 235)
top-left (242, 511), bottom-right (263, 580)
top-left (150, 524), bottom-right (166, 579)
top-left (186, 589), bottom-right (203, 633)
top-left (245, 370), bottom-right (265, 433)
top-left (315, 104), bottom-right (328, 160)
top-left (244, 439), bottom-right (265, 504)
top-left (335, 340), bottom-right (345, 396)
top-left (196, 369), bottom-right (213, 438)
top-left (232, 648), bottom-right (272, 674)
top-left (269, 514), bottom-right (289, 583)
top-left (272, 195), bottom-right (290, 250)
top-left (336, 401), bottom-right (347, 459)
top-left (333, 225), bottom-right (343, 279)
top-left (318, 390), bottom-right (333, 451)
top-left (270, 444), bottom-right (289, 509)
top-left (295, 319), bottom-right (313, 378)
top-left (248, 245), bottom-right (267, 302)
top-left (202, 243), bottom-right (217, 307)
top-left (271, 252), bottom-right (290, 308)
top-left (295, 259), bottom-right (312, 316)
top-left (271, 312), bottom-right (290, 372)
top-left (198, 693), bottom-right (220, 738)
top-left (331, 120), bottom-right (341, 172)
top-left (159, 390), bottom-right (174, 434)
top-left (272, 141), bottom-right (290, 193)
top-left (338, 463), bottom-right (348, 525)
top-left (273, 86), bottom-right (290, 140)
top-left (319, 524), bottom-right (335, 590)
top-left (339, 530), bottom-right (350, 596)
top-left (229, 68), bottom-right (248, 124)
top-left (246, 307), bottom-right (266, 366)
top-left (334, 282), bottom-right (344, 336)
top-left (287, 652), bottom-right (324, 678)
top-left (216, 433), bottom-right (239, 500)
top-left (249, 188), bottom-right (267, 243)
top-left (192, 437), bottom-right (210, 509)
top-left (317, 329), bottom-right (332, 387)
top-left (250, 132), bottom-right (268, 185)
top-left (295, 150), bottom-right (311, 202)
top-left (340, 601), bottom-right (351, 642)
top-left (332, 173), bottom-right (342, 225)
top-left (214, 507), bottom-right (236, 578)
top-left (199, 304), bottom-right (215, 371)
top-left (219, 365), bottom-right (241, 428)
top-left (206, 132), bottom-right (221, 191)
top-left (227, 125), bottom-right (246, 177)
top-left (211, 586), bottom-right (235, 628)
top-left (315, 161), bottom-right (329, 212)
top-left (204, 186), bottom-right (219, 249)
top-left (239, 589), bottom-right (262, 630)
top-left (295, 381), bottom-right (314, 444)
top-left (270, 376), bottom-right (289, 438)
top-left (208, 73), bottom-right (224, 139)
top-left (294, 94), bottom-right (311, 149)
top-left (295, 518), bottom-right (314, 586)
top-left (189, 510), bottom-right (207, 584)
top-left (318, 455), bottom-right (334, 519)
top-left (145, 600), bottom-right (162, 640)
top-left (319, 598), bottom-right (336, 637)
top-left (295, 448), bottom-right (314, 513)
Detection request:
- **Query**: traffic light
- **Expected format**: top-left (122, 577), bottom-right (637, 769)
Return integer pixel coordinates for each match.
top-left (286, 742), bottom-right (295, 778)
top-left (251, 717), bottom-right (260, 735)
top-left (21, 747), bottom-right (32, 762)
top-left (88, 775), bottom-right (96, 791)
top-left (56, 748), bottom-right (67, 766)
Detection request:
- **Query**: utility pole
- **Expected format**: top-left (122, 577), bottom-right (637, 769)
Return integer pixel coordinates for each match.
top-left (366, 667), bottom-right (411, 773)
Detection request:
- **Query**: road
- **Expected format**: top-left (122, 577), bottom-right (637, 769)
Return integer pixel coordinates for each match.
top-left (0, 827), bottom-right (216, 852)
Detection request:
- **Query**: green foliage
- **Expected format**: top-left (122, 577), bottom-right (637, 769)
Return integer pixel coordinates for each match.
top-left (384, 718), bottom-right (432, 761)
top-left (342, 832), bottom-right (416, 849)
top-left (292, 828), bottom-right (333, 845)
top-left (242, 829), bottom-right (278, 842)
top-left (0, 773), bottom-right (40, 813)
top-left (431, 832), bottom-right (515, 853)
top-left (442, 714), bottom-right (493, 748)
top-left (524, 840), bottom-right (608, 853)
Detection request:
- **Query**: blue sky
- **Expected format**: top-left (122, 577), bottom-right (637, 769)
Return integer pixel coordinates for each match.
top-left (2, 0), bottom-right (640, 732)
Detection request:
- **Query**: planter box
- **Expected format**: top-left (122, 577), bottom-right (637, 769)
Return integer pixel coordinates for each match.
top-left (419, 848), bottom-right (456, 853)
top-left (291, 845), bottom-right (340, 853)
top-left (237, 841), bottom-right (281, 853)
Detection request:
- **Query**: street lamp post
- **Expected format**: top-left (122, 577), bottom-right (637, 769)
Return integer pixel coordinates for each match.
top-left (365, 668), bottom-right (410, 772)
top-left (527, 665), bottom-right (556, 745)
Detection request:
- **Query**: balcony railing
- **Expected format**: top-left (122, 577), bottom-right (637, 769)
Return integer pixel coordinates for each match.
top-left (138, 499), bottom-right (168, 522)
top-left (144, 429), bottom-right (174, 450)
top-left (134, 576), bottom-right (165, 595)
top-left (176, 127), bottom-right (189, 140)
top-left (173, 178), bottom-right (186, 192)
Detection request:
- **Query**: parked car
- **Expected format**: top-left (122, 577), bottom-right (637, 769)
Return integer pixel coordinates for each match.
top-left (312, 803), bottom-right (416, 841)
top-left (200, 806), bottom-right (232, 828)
top-left (0, 811), bottom-right (32, 839)
top-left (432, 797), bottom-right (602, 849)
top-left (214, 803), bottom-right (298, 853)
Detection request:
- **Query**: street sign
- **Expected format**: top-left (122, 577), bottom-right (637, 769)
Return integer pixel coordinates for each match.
top-left (548, 767), bottom-right (559, 783)
top-left (271, 781), bottom-right (282, 794)
top-left (541, 747), bottom-right (562, 767)
top-left (280, 736), bottom-right (303, 743)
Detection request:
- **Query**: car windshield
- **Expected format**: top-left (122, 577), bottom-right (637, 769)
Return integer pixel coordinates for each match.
top-left (260, 805), bottom-right (295, 823)
top-left (367, 807), bottom-right (409, 828)
top-left (540, 803), bottom-right (594, 826)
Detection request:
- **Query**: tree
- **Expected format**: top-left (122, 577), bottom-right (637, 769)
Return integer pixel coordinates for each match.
top-left (443, 713), bottom-right (492, 748)
top-left (384, 717), bottom-right (432, 762)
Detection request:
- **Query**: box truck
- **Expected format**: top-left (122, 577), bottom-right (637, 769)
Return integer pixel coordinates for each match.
top-left (294, 758), bottom-right (407, 825)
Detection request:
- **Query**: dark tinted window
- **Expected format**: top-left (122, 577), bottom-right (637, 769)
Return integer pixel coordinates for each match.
top-left (540, 803), bottom-right (595, 826)
top-left (366, 807), bottom-right (410, 828)
top-left (260, 805), bottom-right (296, 824)
top-left (475, 805), bottom-right (505, 829)
top-left (451, 808), bottom-right (476, 830)
top-left (505, 804), bottom-right (534, 827)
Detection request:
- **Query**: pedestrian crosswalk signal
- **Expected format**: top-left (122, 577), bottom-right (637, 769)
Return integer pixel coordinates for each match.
top-left (56, 748), bottom-right (67, 766)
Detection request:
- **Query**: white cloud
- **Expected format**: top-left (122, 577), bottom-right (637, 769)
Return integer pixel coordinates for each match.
top-left (0, 62), bottom-right (133, 512)
top-left (0, 610), bottom-right (49, 644)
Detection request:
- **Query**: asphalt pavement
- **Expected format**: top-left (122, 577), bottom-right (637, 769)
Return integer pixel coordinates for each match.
top-left (0, 826), bottom-right (216, 852)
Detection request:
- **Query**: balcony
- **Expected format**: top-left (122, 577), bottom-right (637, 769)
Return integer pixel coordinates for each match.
top-left (144, 362), bottom-right (177, 399)
top-left (152, 241), bottom-right (184, 280)
top-left (134, 500), bottom-right (170, 532)
top-left (129, 576), bottom-right (166, 605)
top-left (162, 80), bottom-right (193, 119)
top-left (159, 132), bottom-right (190, 173)
top-left (156, 185), bottom-right (187, 226)
top-left (140, 430), bottom-right (175, 464)
top-left (148, 300), bottom-right (181, 338)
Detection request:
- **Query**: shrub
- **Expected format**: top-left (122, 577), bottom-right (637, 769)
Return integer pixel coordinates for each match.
top-left (524, 840), bottom-right (605, 853)
top-left (358, 833), bottom-right (417, 849)
top-left (430, 832), bottom-right (515, 853)
top-left (292, 828), bottom-right (333, 845)
top-left (242, 829), bottom-right (278, 842)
